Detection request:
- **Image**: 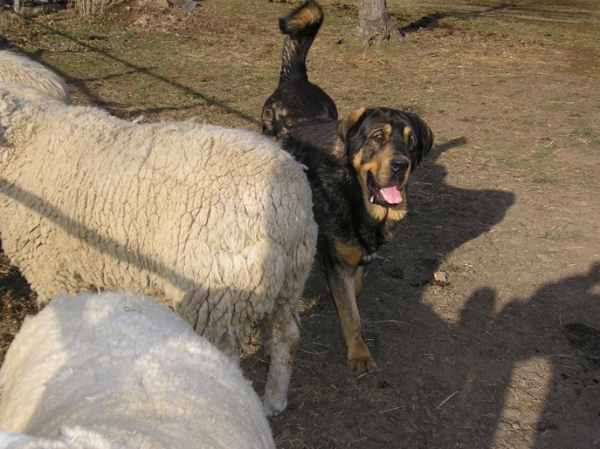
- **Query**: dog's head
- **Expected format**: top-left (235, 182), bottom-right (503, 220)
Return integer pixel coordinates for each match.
top-left (339, 107), bottom-right (433, 219)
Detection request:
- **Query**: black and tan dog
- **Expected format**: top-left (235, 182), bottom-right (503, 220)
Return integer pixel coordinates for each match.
top-left (262, 0), bottom-right (433, 373)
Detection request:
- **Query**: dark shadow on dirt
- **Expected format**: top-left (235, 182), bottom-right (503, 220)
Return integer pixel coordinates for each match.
top-left (1, 17), bottom-right (260, 124)
top-left (398, 3), bottom-right (512, 34)
top-left (0, 259), bottom-right (36, 356)
top-left (398, 1), bottom-right (600, 35)
top-left (491, 263), bottom-right (600, 447)
top-left (436, 262), bottom-right (600, 448)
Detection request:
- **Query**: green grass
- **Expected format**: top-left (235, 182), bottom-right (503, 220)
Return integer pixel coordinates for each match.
top-left (203, 38), bottom-right (223, 46)
top-left (122, 31), bottom-right (137, 40)
top-left (572, 127), bottom-right (596, 138)
top-left (535, 148), bottom-right (553, 158)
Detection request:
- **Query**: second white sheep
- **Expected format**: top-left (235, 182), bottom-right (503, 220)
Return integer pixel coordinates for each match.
top-left (0, 51), bottom-right (71, 104)
top-left (0, 291), bottom-right (275, 449)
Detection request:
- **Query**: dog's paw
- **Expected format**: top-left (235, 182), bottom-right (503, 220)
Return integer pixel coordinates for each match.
top-left (349, 356), bottom-right (378, 373)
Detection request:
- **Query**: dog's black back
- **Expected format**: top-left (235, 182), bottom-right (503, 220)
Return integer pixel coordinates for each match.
top-left (261, 1), bottom-right (337, 146)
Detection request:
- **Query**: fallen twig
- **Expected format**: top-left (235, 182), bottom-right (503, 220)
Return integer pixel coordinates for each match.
top-left (435, 390), bottom-right (459, 410)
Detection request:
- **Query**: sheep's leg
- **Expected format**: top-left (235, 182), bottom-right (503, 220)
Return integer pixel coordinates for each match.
top-left (262, 311), bottom-right (300, 417)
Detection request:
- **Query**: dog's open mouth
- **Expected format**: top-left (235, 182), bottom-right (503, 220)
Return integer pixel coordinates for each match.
top-left (367, 173), bottom-right (403, 207)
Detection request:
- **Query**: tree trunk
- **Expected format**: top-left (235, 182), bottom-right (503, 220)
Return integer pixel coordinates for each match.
top-left (358, 0), bottom-right (403, 47)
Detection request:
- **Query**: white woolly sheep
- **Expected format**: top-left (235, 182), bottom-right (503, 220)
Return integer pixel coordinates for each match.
top-left (0, 291), bottom-right (276, 449)
top-left (0, 83), bottom-right (317, 416)
top-left (0, 51), bottom-right (71, 104)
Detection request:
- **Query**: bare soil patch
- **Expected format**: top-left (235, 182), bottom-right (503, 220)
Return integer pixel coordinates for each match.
top-left (1, 0), bottom-right (599, 447)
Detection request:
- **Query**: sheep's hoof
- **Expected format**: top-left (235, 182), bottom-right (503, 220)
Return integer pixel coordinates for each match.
top-left (263, 397), bottom-right (287, 418)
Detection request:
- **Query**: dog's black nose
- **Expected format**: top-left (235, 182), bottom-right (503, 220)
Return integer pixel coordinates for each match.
top-left (391, 158), bottom-right (409, 175)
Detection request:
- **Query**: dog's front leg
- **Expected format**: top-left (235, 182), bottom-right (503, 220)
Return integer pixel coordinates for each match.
top-left (325, 263), bottom-right (378, 373)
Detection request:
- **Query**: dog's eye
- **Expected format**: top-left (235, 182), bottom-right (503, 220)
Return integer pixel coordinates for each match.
top-left (371, 130), bottom-right (384, 143)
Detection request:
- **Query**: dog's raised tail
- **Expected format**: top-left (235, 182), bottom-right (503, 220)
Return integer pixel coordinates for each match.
top-left (278, 0), bottom-right (324, 83)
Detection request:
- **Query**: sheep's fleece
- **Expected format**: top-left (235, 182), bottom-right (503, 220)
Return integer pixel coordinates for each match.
top-left (0, 82), bottom-right (66, 107)
top-left (0, 51), bottom-right (70, 104)
top-left (0, 291), bottom-right (276, 449)
top-left (0, 82), bottom-right (317, 415)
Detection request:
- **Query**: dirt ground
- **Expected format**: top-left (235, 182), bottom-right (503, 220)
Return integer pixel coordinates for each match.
top-left (1, 0), bottom-right (599, 447)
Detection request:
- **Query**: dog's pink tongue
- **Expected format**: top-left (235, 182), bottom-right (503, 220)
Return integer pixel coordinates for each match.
top-left (380, 186), bottom-right (403, 205)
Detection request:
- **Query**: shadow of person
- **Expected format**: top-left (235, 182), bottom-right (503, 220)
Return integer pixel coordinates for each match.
top-left (490, 262), bottom-right (600, 448)
top-left (371, 261), bottom-right (599, 448)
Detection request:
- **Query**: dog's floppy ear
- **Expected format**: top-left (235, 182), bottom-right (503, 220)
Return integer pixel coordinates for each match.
top-left (408, 113), bottom-right (434, 165)
top-left (338, 108), bottom-right (366, 143)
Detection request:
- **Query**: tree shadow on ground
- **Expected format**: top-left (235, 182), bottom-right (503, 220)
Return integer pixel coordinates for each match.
top-left (2, 17), bottom-right (260, 125)
top-left (397, 3), bottom-right (513, 35)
